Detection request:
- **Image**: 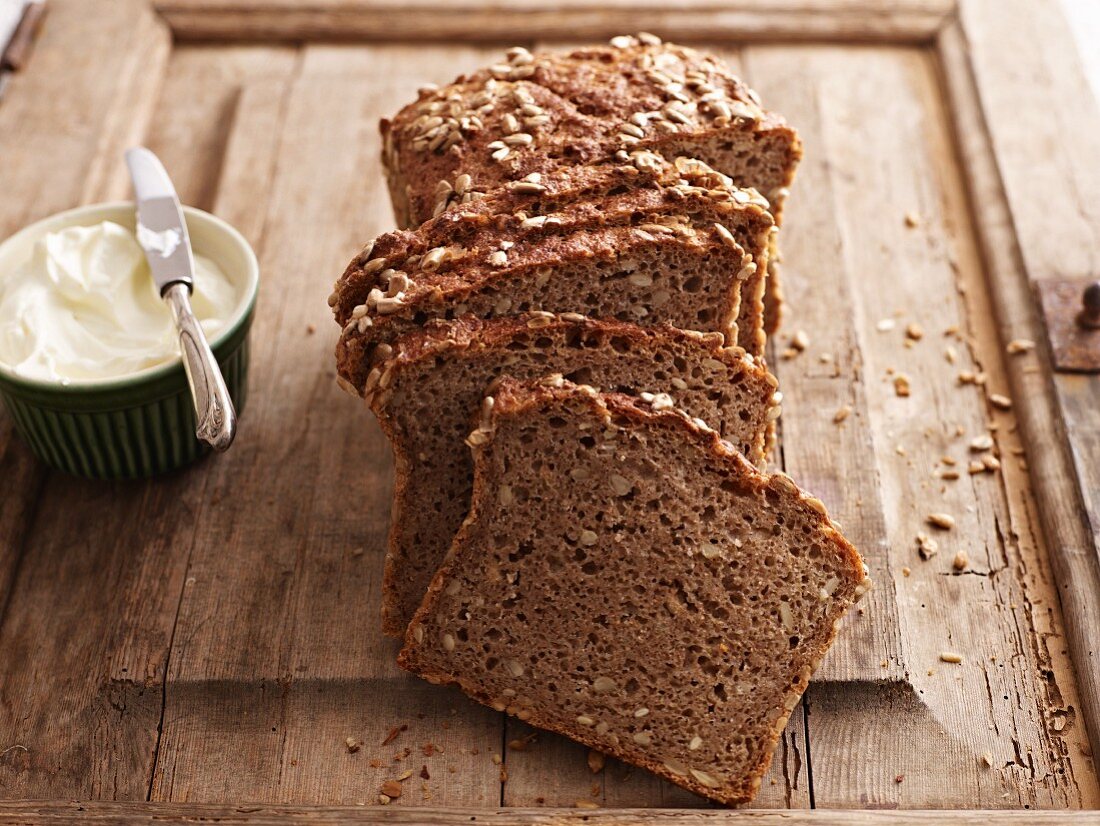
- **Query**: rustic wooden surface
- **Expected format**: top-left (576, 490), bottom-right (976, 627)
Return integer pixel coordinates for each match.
top-left (3, 802), bottom-right (1100, 825)
top-left (1, 0), bottom-right (1099, 819)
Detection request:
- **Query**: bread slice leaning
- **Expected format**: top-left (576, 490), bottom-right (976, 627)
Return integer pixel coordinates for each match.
top-left (399, 376), bottom-right (868, 805)
top-left (379, 35), bottom-right (800, 332)
top-left (369, 314), bottom-right (779, 636)
top-left (332, 153), bottom-right (774, 366)
top-left (334, 219), bottom-right (767, 395)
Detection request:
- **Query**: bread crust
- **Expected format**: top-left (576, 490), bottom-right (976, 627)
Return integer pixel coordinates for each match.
top-left (377, 37), bottom-right (800, 332)
top-left (399, 376), bottom-right (869, 806)
top-left (369, 314), bottom-right (780, 637)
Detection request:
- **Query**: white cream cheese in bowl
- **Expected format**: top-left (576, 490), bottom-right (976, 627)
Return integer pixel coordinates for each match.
top-left (0, 220), bottom-right (238, 382)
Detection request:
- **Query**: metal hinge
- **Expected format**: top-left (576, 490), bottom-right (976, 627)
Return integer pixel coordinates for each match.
top-left (1035, 278), bottom-right (1100, 372)
top-left (0, 0), bottom-right (47, 101)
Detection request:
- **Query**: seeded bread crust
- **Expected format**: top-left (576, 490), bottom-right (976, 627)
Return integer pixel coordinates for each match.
top-left (331, 155), bottom-right (775, 388)
top-left (379, 35), bottom-right (800, 332)
top-left (368, 313), bottom-right (781, 636)
top-left (334, 223), bottom-right (761, 393)
top-left (398, 377), bottom-right (869, 805)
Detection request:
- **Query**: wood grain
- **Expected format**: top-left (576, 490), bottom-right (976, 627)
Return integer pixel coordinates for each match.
top-left (154, 0), bottom-right (954, 44)
top-left (0, 0), bottom-right (173, 800)
top-left (0, 0), bottom-right (169, 624)
top-left (148, 45), bottom-right (507, 806)
top-left (942, 0), bottom-right (1100, 771)
top-left (743, 42), bottom-right (1097, 808)
top-left (3, 801), bottom-right (1100, 823)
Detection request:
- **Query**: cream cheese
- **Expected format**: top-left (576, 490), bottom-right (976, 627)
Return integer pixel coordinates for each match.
top-left (0, 221), bottom-right (237, 382)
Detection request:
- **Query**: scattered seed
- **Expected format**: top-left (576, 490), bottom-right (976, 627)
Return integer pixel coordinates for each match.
top-left (945, 346), bottom-right (958, 364)
top-left (1006, 338), bottom-right (1035, 355)
top-left (981, 751), bottom-right (994, 768)
top-left (833, 405), bottom-right (851, 424)
top-left (927, 513), bottom-right (956, 530)
top-left (902, 566), bottom-right (911, 577)
top-left (587, 750), bottom-right (606, 774)
top-left (894, 375), bottom-right (911, 397)
top-left (791, 330), bottom-right (810, 351)
top-left (970, 434), bottom-right (994, 451)
top-left (953, 550), bottom-right (969, 571)
top-left (990, 394), bottom-right (1012, 410)
top-left (905, 211), bottom-right (921, 228)
top-left (940, 651), bottom-right (963, 664)
top-left (574, 800), bottom-right (600, 810)
top-left (876, 318), bottom-right (896, 332)
top-left (906, 323), bottom-right (924, 341)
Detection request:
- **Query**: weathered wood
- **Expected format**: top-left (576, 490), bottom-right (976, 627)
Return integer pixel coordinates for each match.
top-left (148, 45), bottom-right (507, 806)
top-left (144, 45), bottom-right (298, 213)
top-left (155, 0), bottom-right (954, 44)
top-left (943, 0), bottom-right (1100, 770)
top-left (0, 0), bottom-right (174, 800)
top-left (2, 800), bottom-right (1100, 823)
top-left (744, 42), bottom-right (1097, 807)
top-left (0, 0), bottom-right (169, 619)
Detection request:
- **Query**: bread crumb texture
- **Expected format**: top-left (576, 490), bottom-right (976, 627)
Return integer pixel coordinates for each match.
top-left (400, 379), bottom-right (867, 805)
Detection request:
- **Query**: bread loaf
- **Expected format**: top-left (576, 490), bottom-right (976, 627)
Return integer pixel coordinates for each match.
top-left (379, 35), bottom-right (800, 331)
top-left (399, 376), bottom-right (868, 804)
top-left (368, 314), bottom-right (779, 635)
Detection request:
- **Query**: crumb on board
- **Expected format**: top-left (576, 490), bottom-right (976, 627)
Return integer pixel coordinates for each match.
top-left (894, 375), bottom-right (911, 397)
top-left (953, 550), bottom-right (969, 571)
top-left (575, 800), bottom-right (600, 809)
top-left (587, 749), bottom-right (606, 774)
top-left (904, 211), bottom-right (920, 228)
top-left (833, 405), bottom-right (851, 424)
top-left (906, 322), bottom-right (924, 341)
top-left (1006, 338), bottom-right (1035, 355)
top-left (927, 512), bottom-right (956, 530)
top-left (345, 737), bottom-right (360, 754)
top-left (917, 532), bottom-right (939, 560)
top-left (382, 724), bottom-right (407, 746)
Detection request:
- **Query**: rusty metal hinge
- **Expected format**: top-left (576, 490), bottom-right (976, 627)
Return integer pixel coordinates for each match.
top-left (1035, 278), bottom-right (1100, 373)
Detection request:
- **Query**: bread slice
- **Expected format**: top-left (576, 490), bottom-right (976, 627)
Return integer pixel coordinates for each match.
top-left (399, 376), bottom-right (868, 805)
top-left (332, 153), bottom-right (774, 378)
top-left (379, 35), bottom-right (800, 330)
top-left (334, 216), bottom-right (772, 396)
top-left (369, 314), bottom-right (780, 636)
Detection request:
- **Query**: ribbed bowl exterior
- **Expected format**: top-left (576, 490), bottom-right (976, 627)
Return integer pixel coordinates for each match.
top-left (0, 324), bottom-right (252, 480)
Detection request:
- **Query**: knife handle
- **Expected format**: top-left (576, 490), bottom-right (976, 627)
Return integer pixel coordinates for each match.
top-left (163, 283), bottom-right (237, 452)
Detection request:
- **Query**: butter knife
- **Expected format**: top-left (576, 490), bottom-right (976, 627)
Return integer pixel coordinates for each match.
top-left (125, 147), bottom-right (236, 452)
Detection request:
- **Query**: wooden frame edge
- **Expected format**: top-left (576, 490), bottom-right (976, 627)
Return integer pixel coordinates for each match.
top-left (154, 0), bottom-right (955, 44)
top-left (0, 802), bottom-right (1097, 823)
top-left (933, 15), bottom-right (1100, 769)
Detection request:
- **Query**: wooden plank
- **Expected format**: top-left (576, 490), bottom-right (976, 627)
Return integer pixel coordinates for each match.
top-left (3, 801), bottom-right (1100, 823)
top-left (155, 0), bottom-right (953, 44)
top-left (144, 45), bottom-right (298, 213)
top-left (948, 0), bottom-right (1100, 765)
top-left (722, 43), bottom-right (904, 686)
top-left (148, 45), bottom-right (507, 806)
top-left (0, 0), bottom-right (174, 800)
top-left (744, 43), bottom-right (1098, 808)
top-left (0, 0), bottom-right (169, 618)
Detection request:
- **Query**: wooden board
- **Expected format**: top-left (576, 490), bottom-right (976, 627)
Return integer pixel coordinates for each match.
top-left (1, 0), bottom-right (1099, 819)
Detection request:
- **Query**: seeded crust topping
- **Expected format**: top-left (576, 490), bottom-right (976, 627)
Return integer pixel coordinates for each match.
top-left (399, 377), bottom-right (869, 804)
top-left (380, 37), bottom-right (796, 228)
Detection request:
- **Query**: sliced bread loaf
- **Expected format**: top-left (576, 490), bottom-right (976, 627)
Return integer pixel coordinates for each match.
top-left (379, 35), bottom-right (800, 330)
top-left (332, 153), bottom-right (774, 376)
top-left (334, 221), bottom-right (764, 394)
top-left (369, 314), bottom-right (780, 636)
top-left (399, 376), bottom-right (868, 805)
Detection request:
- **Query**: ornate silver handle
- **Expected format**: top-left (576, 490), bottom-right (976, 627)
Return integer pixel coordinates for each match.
top-left (163, 282), bottom-right (236, 452)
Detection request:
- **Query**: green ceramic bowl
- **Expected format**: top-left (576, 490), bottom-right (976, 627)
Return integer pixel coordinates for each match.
top-left (0, 202), bottom-right (259, 479)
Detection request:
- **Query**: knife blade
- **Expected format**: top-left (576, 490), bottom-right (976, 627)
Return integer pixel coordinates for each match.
top-left (126, 147), bottom-right (196, 294)
top-left (126, 146), bottom-right (237, 452)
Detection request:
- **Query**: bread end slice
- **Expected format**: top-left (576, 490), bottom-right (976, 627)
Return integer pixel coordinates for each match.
top-left (399, 376), bottom-right (869, 805)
